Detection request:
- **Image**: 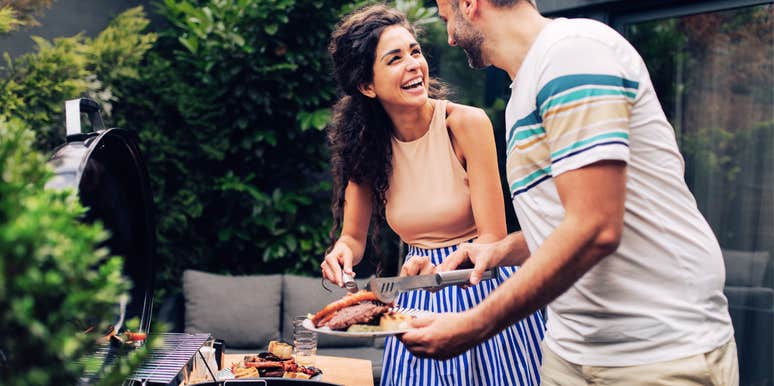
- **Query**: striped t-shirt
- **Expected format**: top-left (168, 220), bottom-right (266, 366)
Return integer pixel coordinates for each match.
top-left (505, 18), bottom-right (733, 366)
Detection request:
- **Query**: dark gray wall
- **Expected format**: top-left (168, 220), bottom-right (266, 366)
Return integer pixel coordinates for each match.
top-left (537, 0), bottom-right (621, 14)
top-left (0, 0), bottom-right (161, 59)
top-left (538, 0), bottom-right (772, 22)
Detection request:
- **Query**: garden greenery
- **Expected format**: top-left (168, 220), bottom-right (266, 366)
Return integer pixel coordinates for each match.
top-left (0, 6), bottom-right (156, 151)
top-left (0, 0), bottom-right (478, 302)
top-left (0, 116), bottom-right (153, 385)
top-left (111, 0), bottom-right (373, 294)
top-left (0, 7), bottom-right (156, 385)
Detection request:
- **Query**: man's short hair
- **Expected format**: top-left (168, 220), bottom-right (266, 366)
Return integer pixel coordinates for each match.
top-left (449, 0), bottom-right (536, 11)
top-left (488, 0), bottom-right (537, 8)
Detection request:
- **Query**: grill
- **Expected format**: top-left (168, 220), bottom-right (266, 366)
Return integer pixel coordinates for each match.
top-left (80, 333), bottom-right (213, 386)
top-left (49, 100), bottom-right (344, 386)
top-left (129, 333), bottom-right (213, 384)
top-left (49, 97), bottom-right (156, 334)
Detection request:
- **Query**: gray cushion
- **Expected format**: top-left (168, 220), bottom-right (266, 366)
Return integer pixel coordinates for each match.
top-left (183, 269), bottom-right (282, 349)
top-left (282, 274), bottom-right (373, 348)
top-left (723, 250), bottom-right (770, 287)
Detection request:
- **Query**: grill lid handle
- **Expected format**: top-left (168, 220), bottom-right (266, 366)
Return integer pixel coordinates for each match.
top-left (65, 98), bottom-right (106, 136)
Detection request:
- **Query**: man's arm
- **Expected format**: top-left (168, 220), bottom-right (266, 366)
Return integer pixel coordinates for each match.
top-left (400, 160), bottom-right (626, 358)
top-left (432, 231), bottom-right (530, 283)
top-left (473, 160), bottom-right (625, 336)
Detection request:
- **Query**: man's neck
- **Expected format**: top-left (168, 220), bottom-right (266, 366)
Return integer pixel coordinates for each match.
top-left (481, 4), bottom-right (552, 80)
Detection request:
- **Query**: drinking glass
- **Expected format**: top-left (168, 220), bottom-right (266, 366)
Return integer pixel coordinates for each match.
top-left (292, 315), bottom-right (317, 367)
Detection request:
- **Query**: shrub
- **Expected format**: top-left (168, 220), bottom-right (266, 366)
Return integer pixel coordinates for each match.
top-left (111, 0), bottom-right (366, 293)
top-left (0, 6), bottom-right (156, 151)
top-left (0, 118), bottom-right (137, 386)
top-left (0, 7), bottom-right (157, 385)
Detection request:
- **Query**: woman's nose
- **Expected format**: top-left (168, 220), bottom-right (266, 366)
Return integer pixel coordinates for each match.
top-left (406, 56), bottom-right (420, 71)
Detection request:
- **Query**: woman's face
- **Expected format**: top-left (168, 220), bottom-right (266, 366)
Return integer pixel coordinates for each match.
top-left (361, 25), bottom-right (429, 108)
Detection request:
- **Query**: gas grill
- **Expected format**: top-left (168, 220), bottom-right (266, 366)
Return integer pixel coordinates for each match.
top-left (80, 333), bottom-right (213, 386)
top-left (129, 333), bottom-right (214, 384)
top-left (49, 98), bottom-right (215, 386)
top-left (50, 98), bottom-right (342, 386)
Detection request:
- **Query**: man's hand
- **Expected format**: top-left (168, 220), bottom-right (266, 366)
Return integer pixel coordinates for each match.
top-left (400, 255), bottom-right (435, 276)
top-left (436, 242), bottom-right (506, 285)
top-left (399, 311), bottom-right (486, 359)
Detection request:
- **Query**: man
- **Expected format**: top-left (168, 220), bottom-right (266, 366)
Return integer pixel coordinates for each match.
top-left (398, 0), bottom-right (739, 384)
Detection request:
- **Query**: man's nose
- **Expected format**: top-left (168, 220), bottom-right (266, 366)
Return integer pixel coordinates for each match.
top-left (448, 35), bottom-right (457, 46)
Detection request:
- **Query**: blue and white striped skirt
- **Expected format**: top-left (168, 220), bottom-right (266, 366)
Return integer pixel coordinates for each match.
top-left (381, 244), bottom-right (545, 386)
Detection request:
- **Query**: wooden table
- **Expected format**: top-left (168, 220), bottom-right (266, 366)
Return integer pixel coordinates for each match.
top-left (222, 353), bottom-right (373, 386)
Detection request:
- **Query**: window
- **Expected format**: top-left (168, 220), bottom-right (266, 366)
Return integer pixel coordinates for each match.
top-left (620, 3), bottom-right (773, 384)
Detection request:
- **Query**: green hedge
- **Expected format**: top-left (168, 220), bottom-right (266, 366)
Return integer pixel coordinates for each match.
top-left (111, 0), bottom-right (368, 294)
top-left (0, 7), bottom-right (157, 384)
top-left (0, 117), bottom-right (149, 385)
top-left (2, 0), bottom-right (447, 300)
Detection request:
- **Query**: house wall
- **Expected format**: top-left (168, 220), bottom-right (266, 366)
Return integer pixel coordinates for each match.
top-left (0, 0), bottom-right (160, 59)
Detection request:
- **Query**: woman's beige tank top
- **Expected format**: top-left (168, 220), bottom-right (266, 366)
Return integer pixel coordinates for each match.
top-left (385, 99), bottom-right (478, 249)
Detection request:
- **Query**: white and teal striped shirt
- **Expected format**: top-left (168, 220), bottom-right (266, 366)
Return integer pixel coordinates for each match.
top-left (505, 17), bottom-right (734, 367)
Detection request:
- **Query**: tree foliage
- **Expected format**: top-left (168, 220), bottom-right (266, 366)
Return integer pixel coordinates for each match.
top-left (0, 8), bottom-right (157, 385)
top-left (0, 7), bottom-right (156, 150)
top-left (0, 117), bottom-right (151, 386)
top-left (109, 0), bottom-right (376, 294)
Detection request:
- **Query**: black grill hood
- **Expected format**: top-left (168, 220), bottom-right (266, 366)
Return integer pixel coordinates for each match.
top-left (47, 98), bottom-right (155, 334)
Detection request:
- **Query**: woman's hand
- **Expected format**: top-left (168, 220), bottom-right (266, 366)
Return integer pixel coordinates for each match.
top-left (321, 240), bottom-right (355, 287)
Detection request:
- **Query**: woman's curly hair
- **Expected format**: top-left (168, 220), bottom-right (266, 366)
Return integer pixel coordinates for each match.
top-left (327, 4), bottom-right (445, 264)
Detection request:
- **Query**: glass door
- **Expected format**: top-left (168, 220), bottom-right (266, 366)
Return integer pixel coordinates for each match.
top-left (621, 4), bottom-right (773, 385)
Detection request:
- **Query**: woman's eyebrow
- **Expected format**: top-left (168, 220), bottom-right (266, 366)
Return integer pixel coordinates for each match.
top-left (379, 43), bottom-right (419, 62)
top-left (380, 48), bottom-right (401, 62)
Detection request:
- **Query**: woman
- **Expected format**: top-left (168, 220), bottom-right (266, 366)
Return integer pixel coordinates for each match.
top-left (321, 5), bottom-right (544, 386)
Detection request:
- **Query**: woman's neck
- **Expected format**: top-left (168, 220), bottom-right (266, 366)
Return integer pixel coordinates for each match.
top-left (385, 99), bottom-right (435, 142)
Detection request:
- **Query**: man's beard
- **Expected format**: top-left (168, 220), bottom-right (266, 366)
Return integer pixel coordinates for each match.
top-left (454, 16), bottom-right (486, 69)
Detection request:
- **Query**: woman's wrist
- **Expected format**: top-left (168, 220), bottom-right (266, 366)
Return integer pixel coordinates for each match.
top-left (336, 237), bottom-right (363, 266)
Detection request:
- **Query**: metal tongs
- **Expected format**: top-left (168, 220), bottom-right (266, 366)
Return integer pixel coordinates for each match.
top-left (349, 269), bottom-right (498, 303)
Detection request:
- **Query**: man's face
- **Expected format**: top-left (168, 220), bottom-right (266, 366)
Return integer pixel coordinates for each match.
top-left (436, 0), bottom-right (487, 69)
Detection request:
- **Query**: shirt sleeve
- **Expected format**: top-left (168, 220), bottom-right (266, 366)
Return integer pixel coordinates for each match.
top-left (535, 36), bottom-right (639, 177)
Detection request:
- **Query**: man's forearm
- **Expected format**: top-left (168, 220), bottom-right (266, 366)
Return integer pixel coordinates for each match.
top-left (471, 216), bottom-right (613, 339)
top-left (497, 232), bottom-right (531, 266)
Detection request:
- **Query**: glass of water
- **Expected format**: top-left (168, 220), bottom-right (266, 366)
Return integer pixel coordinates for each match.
top-left (292, 315), bottom-right (317, 367)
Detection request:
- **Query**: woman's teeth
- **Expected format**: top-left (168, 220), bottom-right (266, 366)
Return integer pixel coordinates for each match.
top-left (401, 80), bottom-right (423, 90)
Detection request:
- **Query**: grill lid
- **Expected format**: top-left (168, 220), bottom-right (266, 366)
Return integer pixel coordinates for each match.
top-left (47, 98), bottom-right (156, 333)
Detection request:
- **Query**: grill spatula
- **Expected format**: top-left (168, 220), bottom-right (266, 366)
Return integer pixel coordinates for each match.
top-left (367, 268), bottom-right (498, 303)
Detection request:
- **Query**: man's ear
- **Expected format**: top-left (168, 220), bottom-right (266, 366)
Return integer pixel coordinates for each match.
top-left (358, 83), bottom-right (377, 99)
top-left (461, 0), bottom-right (479, 19)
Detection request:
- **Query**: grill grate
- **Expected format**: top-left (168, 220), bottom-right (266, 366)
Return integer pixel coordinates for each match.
top-left (81, 332), bottom-right (212, 385)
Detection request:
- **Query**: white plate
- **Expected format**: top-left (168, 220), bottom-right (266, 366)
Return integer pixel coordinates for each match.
top-left (302, 308), bottom-right (431, 337)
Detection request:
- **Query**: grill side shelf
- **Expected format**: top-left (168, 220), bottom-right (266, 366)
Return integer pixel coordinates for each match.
top-left (80, 332), bottom-right (212, 385)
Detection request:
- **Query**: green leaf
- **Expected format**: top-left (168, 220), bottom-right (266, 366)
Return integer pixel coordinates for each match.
top-left (179, 35), bottom-right (198, 54)
top-left (264, 24), bottom-right (278, 35)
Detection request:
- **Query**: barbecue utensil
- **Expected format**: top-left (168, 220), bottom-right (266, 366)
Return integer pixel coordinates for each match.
top-left (367, 268), bottom-right (498, 303)
top-left (342, 272), bottom-right (358, 294)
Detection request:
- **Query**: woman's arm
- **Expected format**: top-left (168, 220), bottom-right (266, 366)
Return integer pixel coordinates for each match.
top-left (321, 180), bottom-right (373, 286)
top-left (447, 103), bottom-right (507, 244)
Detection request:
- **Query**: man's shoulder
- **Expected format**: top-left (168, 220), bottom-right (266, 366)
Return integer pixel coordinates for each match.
top-left (535, 18), bottom-right (623, 52)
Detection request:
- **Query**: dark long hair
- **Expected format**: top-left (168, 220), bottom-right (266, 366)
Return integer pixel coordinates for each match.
top-left (327, 4), bottom-right (445, 266)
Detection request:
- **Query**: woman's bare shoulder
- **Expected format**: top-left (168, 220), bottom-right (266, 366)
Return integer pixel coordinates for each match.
top-left (445, 101), bottom-right (492, 134)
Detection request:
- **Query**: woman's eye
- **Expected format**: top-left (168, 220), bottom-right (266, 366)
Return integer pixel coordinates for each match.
top-left (412, 48), bottom-right (422, 55)
top-left (388, 56), bottom-right (400, 64)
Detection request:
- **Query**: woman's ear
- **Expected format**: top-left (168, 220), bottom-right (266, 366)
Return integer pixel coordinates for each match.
top-left (358, 83), bottom-right (377, 99)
